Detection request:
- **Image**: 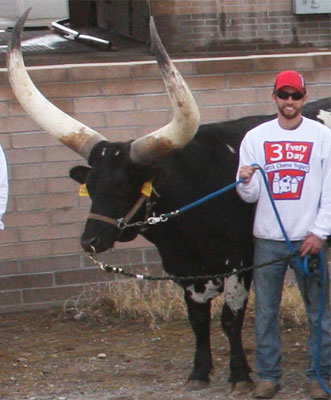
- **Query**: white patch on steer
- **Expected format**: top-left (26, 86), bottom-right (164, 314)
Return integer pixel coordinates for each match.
top-left (317, 110), bottom-right (331, 128)
top-left (224, 274), bottom-right (248, 314)
top-left (187, 280), bottom-right (223, 304)
top-left (226, 144), bottom-right (236, 154)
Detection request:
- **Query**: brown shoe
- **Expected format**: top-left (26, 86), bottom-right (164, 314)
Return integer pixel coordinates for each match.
top-left (310, 380), bottom-right (330, 399)
top-left (253, 380), bottom-right (280, 399)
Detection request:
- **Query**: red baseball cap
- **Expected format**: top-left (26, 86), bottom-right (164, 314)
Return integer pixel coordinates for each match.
top-left (274, 70), bottom-right (306, 93)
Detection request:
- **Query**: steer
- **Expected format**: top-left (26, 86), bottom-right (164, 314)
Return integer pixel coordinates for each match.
top-left (7, 9), bottom-right (331, 394)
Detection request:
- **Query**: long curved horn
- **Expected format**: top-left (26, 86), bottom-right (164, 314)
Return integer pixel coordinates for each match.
top-left (129, 17), bottom-right (200, 165)
top-left (6, 9), bottom-right (106, 159)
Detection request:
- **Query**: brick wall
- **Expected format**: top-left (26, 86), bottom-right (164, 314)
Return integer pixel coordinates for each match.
top-left (0, 52), bottom-right (330, 312)
top-left (151, 0), bottom-right (331, 54)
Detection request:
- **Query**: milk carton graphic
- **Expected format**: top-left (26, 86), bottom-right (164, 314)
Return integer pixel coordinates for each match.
top-left (264, 141), bottom-right (313, 200)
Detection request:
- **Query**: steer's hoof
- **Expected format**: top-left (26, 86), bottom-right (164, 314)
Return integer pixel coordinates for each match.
top-left (230, 380), bottom-right (254, 394)
top-left (183, 379), bottom-right (210, 391)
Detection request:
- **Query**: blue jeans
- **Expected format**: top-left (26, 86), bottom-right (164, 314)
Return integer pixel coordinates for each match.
top-left (253, 239), bottom-right (331, 383)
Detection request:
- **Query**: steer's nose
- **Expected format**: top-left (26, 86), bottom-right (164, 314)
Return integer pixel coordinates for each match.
top-left (80, 236), bottom-right (100, 253)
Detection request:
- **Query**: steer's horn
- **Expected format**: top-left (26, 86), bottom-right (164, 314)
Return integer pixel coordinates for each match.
top-left (6, 8), bottom-right (106, 159)
top-left (129, 17), bottom-right (200, 165)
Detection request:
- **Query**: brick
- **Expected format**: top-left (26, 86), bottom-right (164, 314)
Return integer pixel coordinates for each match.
top-left (70, 64), bottom-right (132, 81)
top-left (196, 58), bottom-right (255, 75)
top-left (70, 112), bottom-right (107, 129)
top-left (23, 285), bottom-right (84, 303)
top-left (314, 55), bottom-right (331, 69)
top-left (105, 110), bottom-right (170, 127)
top-left (54, 268), bottom-right (109, 285)
top-left (0, 102), bottom-right (8, 117)
top-left (6, 148), bottom-right (45, 165)
top-left (43, 147), bottom-right (81, 162)
top-left (28, 67), bottom-right (70, 83)
top-left (228, 103), bottom-right (275, 120)
top-left (16, 193), bottom-right (78, 212)
top-left (3, 211), bottom-right (48, 228)
top-left (133, 61), bottom-right (194, 79)
top-left (21, 254), bottom-right (81, 273)
top-left (45, 177), bottom-right (77, 194)
top-left (0, 291), bottom-right (22, 306)
top-left (11, 162), bottom-right (76, 180)
top-left (136, 94), bottom-right (170, 110)
top-left (49, 208), bottom-right (88, 224)
top-left (255, 56), bottom-right (314, 72)
top-left (18, 223), bottom-right (81, 242)
top-left (0, 273), bottom-right (53, 290)
top-left (50, 238), bottom-right (82, 255)
top-left (0, 259), bottom-right (20, 275)
top-left (186, 75), bottom-right (227, 91)
top-left (0, 135), bottom-right (10, 150)
top-left (198, 88), bottom-right (257, 106)
top-left (0, 116), bottom-right (40, 134)
top-left (40, 81), bottom-right (102, 99)
top-left (73, 96), bottom-right (136, 113)
top-left (0, 229), bottom-right (18, 244)
top-left (102, 79), bottom-right (164, 96)
top-left (0, 86), bottom-right (15, 101)
top-left (9, 179), bottom-right (46, 196)
top-left (11, 131), bottom-right (58, 149)
top-left (200, 106), bottom-right (228, 123)
top-left (0, 241), bottom-right (51, 260)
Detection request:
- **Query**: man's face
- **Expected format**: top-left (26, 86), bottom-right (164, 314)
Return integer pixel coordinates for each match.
top-left (272, 85), bottom-right (307, 120)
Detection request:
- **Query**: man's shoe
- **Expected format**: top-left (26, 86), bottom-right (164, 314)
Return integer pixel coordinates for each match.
top-left (253, 380), bottom-right (280, 399)
top-left (310, 381), bottom-right (330, 399)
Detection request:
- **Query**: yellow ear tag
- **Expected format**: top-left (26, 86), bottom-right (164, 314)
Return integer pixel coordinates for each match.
top-left (79, 184), bottom-right (89, 197)
top-left (141, 181), bottom-right (153, 197)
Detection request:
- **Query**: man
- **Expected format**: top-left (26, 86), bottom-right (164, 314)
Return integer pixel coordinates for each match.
top-left (236, 70), bottom-right (331, 399)
top-left (0, 142), bottom-right (8, 230)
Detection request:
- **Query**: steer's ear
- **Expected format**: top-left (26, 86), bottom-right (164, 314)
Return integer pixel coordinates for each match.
top-left (69, 166), bottom-right (91, 184)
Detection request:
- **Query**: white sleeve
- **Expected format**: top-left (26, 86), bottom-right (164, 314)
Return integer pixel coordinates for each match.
top-left (236, 133), bottom-right (261, 203)
top-left (0, 145), bottom-right (8, 230)
top-left (309, 134), bottom-right (331, 240)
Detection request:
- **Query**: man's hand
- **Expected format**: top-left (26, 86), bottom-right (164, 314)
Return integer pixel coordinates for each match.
top-left (239, 165), bottom-right (259, 184)
top-left (300, 234), bottom-right (324, 256)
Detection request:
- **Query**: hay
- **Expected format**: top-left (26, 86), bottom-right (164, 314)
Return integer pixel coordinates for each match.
top-left (63, 277), bottom-right (307, 327)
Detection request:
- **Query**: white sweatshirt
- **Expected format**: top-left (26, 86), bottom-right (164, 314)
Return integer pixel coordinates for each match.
top-left (0, 144), bottom-right (8, 230)
top-left (236, 117), bottom-right (331, 241)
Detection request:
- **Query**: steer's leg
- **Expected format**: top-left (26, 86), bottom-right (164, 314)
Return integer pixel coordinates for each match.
top-left (221, 272), bottom-right (253, 393)
top-left (184, 290), bottom-right (212, 388)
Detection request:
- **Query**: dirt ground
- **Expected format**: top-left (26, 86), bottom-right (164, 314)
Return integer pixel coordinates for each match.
top-left (0, 305), bottom-right (319, 400)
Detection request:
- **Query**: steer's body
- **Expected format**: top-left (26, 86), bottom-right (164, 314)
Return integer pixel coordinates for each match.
top-left (7, 9), bottom-right (331, 394)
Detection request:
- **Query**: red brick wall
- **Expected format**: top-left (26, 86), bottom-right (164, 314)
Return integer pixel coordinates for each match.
top-left (0, 52), bottom-right (330, 312)
top-left (151, 0), bottom-right (330, 54)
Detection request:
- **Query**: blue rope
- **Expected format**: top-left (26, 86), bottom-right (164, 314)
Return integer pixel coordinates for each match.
top-left (164, 179), bottom-right (244, 218)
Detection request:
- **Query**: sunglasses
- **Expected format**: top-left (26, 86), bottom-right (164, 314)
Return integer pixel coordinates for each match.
top-left (275, 90), bottom-right (305, 101)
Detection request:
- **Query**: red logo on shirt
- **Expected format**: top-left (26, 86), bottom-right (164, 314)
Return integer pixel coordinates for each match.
top-left (264, 141), bottom-right (313, 200)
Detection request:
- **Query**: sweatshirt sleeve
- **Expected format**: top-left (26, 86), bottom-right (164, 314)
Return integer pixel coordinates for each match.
top-left (309, 131), bottom-right (331, 240)
top-left (236, 133), bottom-right (261, 203)
top-left (0, 145), bottom-right (8, 230)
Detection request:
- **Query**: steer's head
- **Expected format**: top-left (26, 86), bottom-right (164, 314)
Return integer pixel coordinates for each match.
top-left (7, 9), bottom-right (200, 253)
top-left (70, 141), bottom-right (158, 252)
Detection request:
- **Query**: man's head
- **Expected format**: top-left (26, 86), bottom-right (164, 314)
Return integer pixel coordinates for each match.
top-left (272, 70), bottom-right (308, 124)
top-left (274, 70), bottom-right (306, 94)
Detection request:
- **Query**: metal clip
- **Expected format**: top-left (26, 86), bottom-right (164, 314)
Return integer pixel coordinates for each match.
top-left (117, 218), bottom-right (127, 230)
top-left (147, 216), bottom-right (162, 225)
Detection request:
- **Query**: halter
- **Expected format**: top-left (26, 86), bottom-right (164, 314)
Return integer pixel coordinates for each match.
top-left (86, 181), bottom-right (154, 231)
